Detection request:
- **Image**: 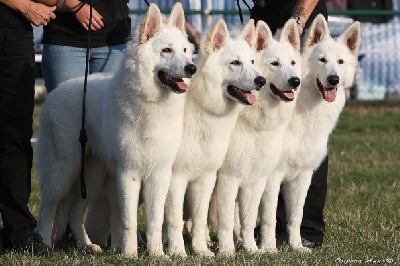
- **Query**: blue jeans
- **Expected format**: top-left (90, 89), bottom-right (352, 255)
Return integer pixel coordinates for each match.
top-left (41, 44), bottom-right (126, 93)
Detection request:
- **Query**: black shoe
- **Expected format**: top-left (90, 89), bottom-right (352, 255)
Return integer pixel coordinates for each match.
top-left (4, 233), bottom-right (55, 256)
top-left (301, 238), bottom-right (322, 249)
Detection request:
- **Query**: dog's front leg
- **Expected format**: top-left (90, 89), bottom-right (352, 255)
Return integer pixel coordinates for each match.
top-left (283, 171), bottom-right (313, 253)
top-left (187, 171), bottom-right (217, 257)
top-left (164, 175), bottom-right (188, 257)
top-left (143, 169), bottom-right (171, 258)
top-left (215, 173), bottom-right (240, 257)
top-left (259, 173), bottom-right (283, 253)
top-left (117, 170), bottom-right (141, 257)
top-left (237, 178), bottom-right (266, 254)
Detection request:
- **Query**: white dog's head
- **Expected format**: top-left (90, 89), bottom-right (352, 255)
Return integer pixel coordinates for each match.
top-left (303, 14), bottom-right (361, 102)
top-left (199, 19), bottom-right (266, 106)
top-left (133, 3), bottom-right (196, 94)
top-left (254, 19), bottom-right (302, 102)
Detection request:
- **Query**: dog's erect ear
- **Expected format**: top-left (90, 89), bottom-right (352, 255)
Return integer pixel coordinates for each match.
top-left (254, 20), bottom-right (273, 51)
top-left (281, 19), bottom-right (301, 51)
top-left (206, 19), bottom-right (229, 53)
top-left (304, 14), bottom-right (329, 49)
top-left (338, 21), bottom-right (361, 57)
top-left (140, 3), bottom-right (162, 43)
top-left (168, 2), bottom-right (186, 36)
top-left (240, 19), bottom-right (256, 48)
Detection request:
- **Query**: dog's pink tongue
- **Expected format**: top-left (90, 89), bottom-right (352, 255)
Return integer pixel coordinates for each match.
top-left (324, 88), bottom-right (337, 103)
top-left (244, 92), bottom-right (256, 105)
top-left (177, 81), bottom-right (188, 91)
top-left (284, 91), bottom-right (295, 100)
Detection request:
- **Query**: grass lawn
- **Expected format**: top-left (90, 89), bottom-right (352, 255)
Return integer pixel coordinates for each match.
top-left (0, 101), bottom-right (399, 265)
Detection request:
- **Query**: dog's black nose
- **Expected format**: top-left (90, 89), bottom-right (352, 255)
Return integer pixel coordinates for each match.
top-left (254, 76), bottom-right (266, 90)
top-left (288, 77), bottom-right (301, 88)
top-left (327, 75), bottom-right (339, 86)
top-left (184, 64), bottom-right (197, 76)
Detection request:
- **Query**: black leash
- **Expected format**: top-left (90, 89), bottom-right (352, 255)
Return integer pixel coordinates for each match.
top-left (237, 0), bottom-right (252, 24)
top-left (79, 0), bottom-right (92, 199)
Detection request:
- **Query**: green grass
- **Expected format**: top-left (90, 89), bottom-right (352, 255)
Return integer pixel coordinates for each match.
top-left (1, 101), bottom-right (399, 265)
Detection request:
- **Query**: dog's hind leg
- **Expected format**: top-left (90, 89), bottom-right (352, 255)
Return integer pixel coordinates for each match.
top-left (165, 175), bottom-right (188, 257)
top-left (215, 173), bottom-right (240, 257)
top-left (143, 170), bottom-right (171, 258)
top-left (283, 171), bottom-right (313, 253)
top-left (258, 173), bottom-right (283, 253)
top-left (68, 158), bottom-right (106, 252)
top-left (37, 197), bottom-right (61, 247)
top-left (187, 172), bottom-right (217, 257)
top-left (237, 178), bottom-right (266, 254)
top-left (85, 192), bottom-right (111, 247)
top-left (37, 165), bottom-right (79, 247)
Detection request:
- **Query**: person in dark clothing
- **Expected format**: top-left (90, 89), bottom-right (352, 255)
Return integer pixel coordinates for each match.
top-left (41, 0), bottom-right (131, 93)
top-left (250, 0), bottom-right (328, 248)
top-left (0, 0), bottom-right (56, 255)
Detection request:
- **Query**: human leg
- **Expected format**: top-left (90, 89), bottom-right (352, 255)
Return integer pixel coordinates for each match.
top-left (41, 44), bottom-right (87, 93)
top-left (88, 44), bottom-right (127, 74)
top-left (0, 27), bottom-right (51, 255)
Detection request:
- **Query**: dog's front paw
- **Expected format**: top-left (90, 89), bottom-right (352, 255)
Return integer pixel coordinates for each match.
top-left (81, 243), bottom-right (102, 253)
top-left (292, 245), bottom-right (312, 253)
top-left (167, 247), bottom-right (187, 258)
top-left (217, 248), bottom-right (235, 257)
top-left (260, 246), bottom-right (278, 254)
top-left (194, 248), bottom-right (215, 257)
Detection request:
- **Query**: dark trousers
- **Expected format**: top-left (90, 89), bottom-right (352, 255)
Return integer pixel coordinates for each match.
top-left (0, 24), bottom-right (37, 246)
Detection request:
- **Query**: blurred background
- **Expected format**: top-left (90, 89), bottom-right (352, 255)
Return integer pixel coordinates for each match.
top-left (33, 0), bottom-right (400, 101)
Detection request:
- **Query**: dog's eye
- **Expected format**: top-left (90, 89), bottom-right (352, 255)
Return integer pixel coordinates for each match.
top-left (291, 60), bottom-right (296, 66)
top-left (338, 59), bottom-right (344, 64)
top-left (319, 57), bottom-right (327, 63)
top-left (162, 48), bottom-right (172, 53)
top-left (184, 48), bottom-right (187, 53)
top-left (230, 60), bottom-right (242, 66)
top-left (251, 60), bottom-right (254, 65)
top-left (271, 61), bottom-right (280, 66)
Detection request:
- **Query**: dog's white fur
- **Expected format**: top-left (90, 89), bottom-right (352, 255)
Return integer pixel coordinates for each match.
top-left (258, 14), bottom-right (361, 252)
top-left (163, 19), bottom-right (266, 257)
top-left (213, 19), bottom-right (302, 256)
top-left (36, 3), bottom-right (195, 257)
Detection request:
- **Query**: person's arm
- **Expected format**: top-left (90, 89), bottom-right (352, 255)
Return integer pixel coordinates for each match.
top-left (0, 0), bottom-right (56, 26)
top-left (291, 0), bottom-right (319, 35)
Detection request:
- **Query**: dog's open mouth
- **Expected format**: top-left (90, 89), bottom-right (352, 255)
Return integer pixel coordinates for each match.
top-left (317, 78), bottom-right (337, 103)
top-left (270, 84), bottom-right (295, 101)
top-left (227, 85), bottom-right (256, 105)
top-left (158, 71), bottom-right (188, 94)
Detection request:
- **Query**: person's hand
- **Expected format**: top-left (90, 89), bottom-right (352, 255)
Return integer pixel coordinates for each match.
top-left (24, 2), bottom-right (56, 27)
top-left (74, 4), bottom-right (104, 31)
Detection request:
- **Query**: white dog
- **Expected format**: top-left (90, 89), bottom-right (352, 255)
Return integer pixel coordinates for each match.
top-left (163, 19), bottom-right (266, 257)
top-left (36, 3), bottom-right (195, 257)
top-left (258, 14), bottom-right (361, 252)
top-left (214, 19), bottom-right (302, 256)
